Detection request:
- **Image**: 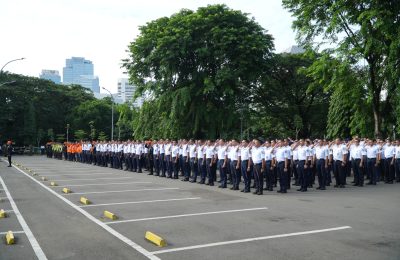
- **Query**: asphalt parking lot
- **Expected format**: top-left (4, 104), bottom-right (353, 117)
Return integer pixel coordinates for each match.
top-left (1, 155), bottom-right (399, 260)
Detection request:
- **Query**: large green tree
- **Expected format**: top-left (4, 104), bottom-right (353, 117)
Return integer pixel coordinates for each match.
top-left (123, 4), bottom-right (274, 139)
top-left (283, 0), bottom-right (400, 137)
top-left (253, 53), bottom-right (330, 139)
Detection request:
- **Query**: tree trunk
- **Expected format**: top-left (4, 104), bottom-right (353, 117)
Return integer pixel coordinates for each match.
top-left (368, 60), bottom-right (382, 138)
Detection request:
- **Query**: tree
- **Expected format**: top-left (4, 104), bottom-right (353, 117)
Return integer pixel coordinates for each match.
top-left (282, 0), bottom-right (400, 137)
top-left (74, 130), bottom-right (87, 141)
top-left (253, 53), bottom-right (330, 138)
top-left (98, 131), bottom-right (108, 141)
top-left (47, 129), bottom-right (54, 142)
top-left (123, 4), bottom-right (274, 139)
top-left (88, 121), bottom-right (97, 140)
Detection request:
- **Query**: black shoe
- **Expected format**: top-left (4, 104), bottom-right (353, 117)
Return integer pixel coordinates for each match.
top-left (277, 190), bottom-right (282, 193)
top-left (148, 173), bottom-right (153, 175)
top-left (209, 183), bottom-right (214, 186)
top-left (190, 180), bottom-right (196, 183)
top-left (387, 181), bottom-right (393, 184)
top-left (244, 190), bottom-right (250, 193)
top-left (340, 185), bottom-right (345, 188)
top-left (366, 182), bottom-right (373, 185)
top-left (334, 185), bottom-right (339, 188)
top-left (296, 189), bottom-right (302, 191)
top-left (320, 187), bottom-right (326, 190)
top-left (269, 188), bottom-right (273, 191)
top-left (301, 189), bottom-right (307, 192)
top-left (253, 191), bottom-right (258, 195)
top-left (198, 181), bottom-right (205, 184)
top-left (358, 185), bottom-right (363, 187)
top-left (8, 165), bottom-right (12, 167)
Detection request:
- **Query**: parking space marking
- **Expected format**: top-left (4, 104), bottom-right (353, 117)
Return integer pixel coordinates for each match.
top-left (11, 163), bottom-right (161, 260)
top-left (41, 173), bottom-right (114, 177)
top-left (80, 197), bottom-right (202, 208)
top-left (107, 207), bottom-right (268, 224)
top-left (0, 231), bottom-right (25, 235)
top-left (55, 181), bottom-right (151, 187)
top-left (52, 176), bottom-right (137, 182)
top-left (151, 226), bottom-right (352, 255)
top-left (0, 176), bottom-right (48, 260)
top-left (65, 187), bottom-right (180, 195)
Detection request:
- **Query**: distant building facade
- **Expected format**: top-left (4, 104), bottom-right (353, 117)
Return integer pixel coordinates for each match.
top-left (63, 57), bottom-right (100, 93)
top-left (39, 69), bottom-right (61, 84)
top-left (282, 45), bottom-right (305, 54)
top-left (117, 78), bottom-right (143, 107)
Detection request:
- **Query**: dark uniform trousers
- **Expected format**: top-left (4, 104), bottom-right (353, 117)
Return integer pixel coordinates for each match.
top-left (154, 155), bottom-right (160, 176)
top-left (190, 158), bottom-right (198, 181)
top-left (253, 163), bottom-right (263, 193)
top-left (241, 160), bottom-right (250, 192)
top-left (197, 158), bottom-right (206, 183)
top-left (172, 157), bottom-right (179, 178)
top-left (384, 158), bottom-right (394, 183)
top-left (351, 158), bottom-right (363, 186)
top-left (159, 154), bottom-right (165, 177)
top-left (297, 160), bottom-right (307, 191)
top-left (264, 160), bottom-right (273, 190)
top-left (217, 159), bottom-right (226, 187)
top-left (183, 157), bottom-right (190, 180)
top-left (333, 160), bottom-right (345, 186)
top-left (230, 160), bottom-right (240, 189)
top-left (205, 158), bottom-right (214, 184)
top-left (277, 161), bottom-right (288, 192)
top-left (367, 158), bottom-right (377, 184)
top-left (396, 158), bottom-right (400, 182)
top-left (316, 159), bottom-right (326, 189)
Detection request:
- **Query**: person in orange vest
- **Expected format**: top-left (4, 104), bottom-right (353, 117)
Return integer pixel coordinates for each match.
top-left (67, 142), bottom-right (72, 161)
top-left (76, 141), bottom-right (83, 162)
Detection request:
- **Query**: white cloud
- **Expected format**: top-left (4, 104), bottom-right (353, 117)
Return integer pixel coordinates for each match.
top-left (0, 0), bottom-right (296, 93)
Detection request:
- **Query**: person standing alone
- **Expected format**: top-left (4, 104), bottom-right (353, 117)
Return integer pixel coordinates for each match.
top-left (6, 141), bottom-right (13, 167)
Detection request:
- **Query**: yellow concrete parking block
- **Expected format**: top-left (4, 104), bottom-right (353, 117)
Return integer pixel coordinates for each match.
top-left (50, 182), bottom-right (58, 186)
top-left (104, 210), bottom-right (118, 220)
top-left (6, 231), bottom-right (14, 245)
top-left (62, 188), bottom-right (71, 194)
top-left (41, 177), bottom-right (47, 181)
top-left (0, 209), bottom-right (6, 218)
top-left (145, 231), bottom-right (166, 247)
top-left (80, 197), bottom-right (91, 205)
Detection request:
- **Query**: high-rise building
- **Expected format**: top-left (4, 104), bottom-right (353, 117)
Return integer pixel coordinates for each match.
top-left (117, 78), bottom-right (143, 107)
top-left (62, 57), bottom-right (100, 92)
top-left (282, 45), bottom-right (305, 54)
top-left (39, 69), bottom-right (61, 84)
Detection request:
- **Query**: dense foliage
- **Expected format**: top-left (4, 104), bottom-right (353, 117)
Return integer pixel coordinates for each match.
top-left (0, 73), bottom-right (116, 145)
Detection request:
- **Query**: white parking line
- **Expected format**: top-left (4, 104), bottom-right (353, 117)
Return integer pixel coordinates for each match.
top-left (10, 163), bottom-right (161, 260)
top-left (151, 226), bottom-right (352, 255)
top-left (65, 187), bottom-right (179, 195)
top-left (0, 176), bottom-right (48, 260)
top-left (56, 181), bottom-right (151, 187)
top-left (0, 230), bottom-right (25, 235)
top-left (51, 176), bottom-right (136, 181)
top-left (80, 197), bottom-right (202, 208)
top-left (41, 173), bottom-right (113, 177)
top-left (107, 207), bottom-right (268, 224)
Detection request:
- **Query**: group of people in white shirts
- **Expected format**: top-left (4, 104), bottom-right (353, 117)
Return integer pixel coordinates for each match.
top-left (57, 137), bottom-right (400, 195)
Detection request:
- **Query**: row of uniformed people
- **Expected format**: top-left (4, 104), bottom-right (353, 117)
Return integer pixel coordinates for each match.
top-left (49, 137), bottom-right (400, 194)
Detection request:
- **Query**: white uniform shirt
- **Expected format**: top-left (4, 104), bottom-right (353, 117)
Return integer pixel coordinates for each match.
top-left (205, 146), bottom-right (215, 159)
top-left (229, 146), bottom-right (239, 161)
top-left (395, 146), bottom-right (400, 159)
top-left (171, 145), bottom-right (179, 157)
top-left (182, 145), bottom-right (188, 157)
top-left (275, 147), bottom-right (288, 162)
top-left (189, 145), bottom-right (197, 158)
top-left (366, 145), bottom-right (379, 159)
top-left (384, 145), bottom-right (396, 159)
top-left (153, 145), bottom-right (159, 155)
top-left (251, 147), bottom-right (265, 164)
top-left (164, 144), bottom-right (171, 155)
top-left (331, 144), bottom-right (348, 161)
top-left (217, 146), bottom-right (227, 160)
top-left (197, 146), bottom-right (204, 159)
top-left (315, 145), bottom-right (328, 160)
top-left (292, 148), bottom-right (298, 161)
top-left (159, 145), bottom-right (165, 154)
top-left (264, 147), bottom-right (274, 161)
top-left (350, 145), bottom-right (364, 160)
top-left (240, 147), bottom-right (250, 161)
top-left (297, 145), bottom-right (310, 161)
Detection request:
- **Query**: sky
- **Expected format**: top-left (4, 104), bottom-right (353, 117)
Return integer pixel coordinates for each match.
top-left (0, 0), bottom-right (297, 94)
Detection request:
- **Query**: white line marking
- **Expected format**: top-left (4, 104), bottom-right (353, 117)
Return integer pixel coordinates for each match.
top-left (0, 196), bottom-right (8, 200)
top-left (107, 207), bottom-right (268, 225)
top-left (80, 197), bottom-right (202, 208)
top-left (0, 176), bottom-right (48, 260)
top-left (51, 176), bottom-right (136, 181)
top-left (41, 173), bottom-right (113, 177)
top-left (10, 163), bottom-right (160, 260)
top-left (151, 226), bottom-right (352, 255)
top-left (65, 187), bottom-right (179, 195)
top-left (0, 230), bottom-right (25, 235)
top-left (56, 181), bottom-right (151, 187)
